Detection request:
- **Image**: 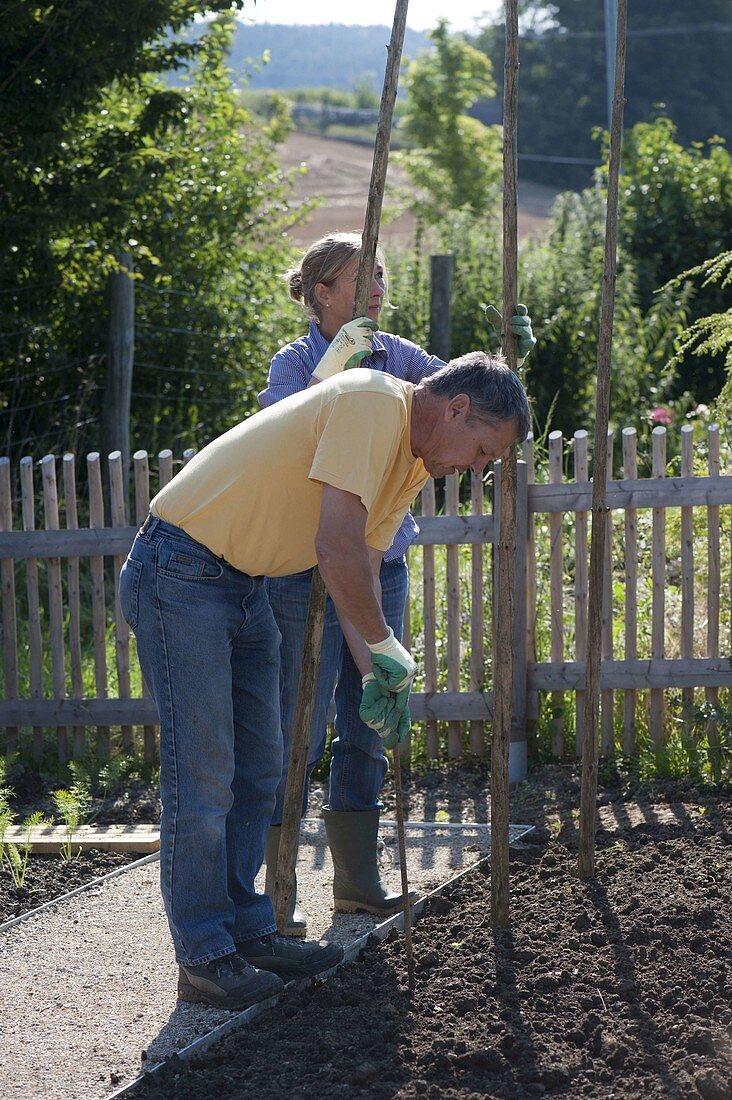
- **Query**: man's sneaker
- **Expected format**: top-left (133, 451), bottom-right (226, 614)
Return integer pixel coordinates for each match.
top-left (235, 933), bottom-right (343, 980)
top-left (178, 950), bottom-right (283, 1009)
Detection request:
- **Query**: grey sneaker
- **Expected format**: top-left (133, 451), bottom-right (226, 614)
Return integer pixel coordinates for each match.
top-left (235, 933), bottom-right (343, 980)
top-left (178, 950), bottom-right (283, 1009)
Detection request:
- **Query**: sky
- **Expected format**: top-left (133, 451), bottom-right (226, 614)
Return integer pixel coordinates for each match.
top-left (234, 1), bottom-right (503, 34)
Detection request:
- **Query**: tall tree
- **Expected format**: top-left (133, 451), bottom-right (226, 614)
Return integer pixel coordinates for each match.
top-left (473, 0), bottom-right (732, 188)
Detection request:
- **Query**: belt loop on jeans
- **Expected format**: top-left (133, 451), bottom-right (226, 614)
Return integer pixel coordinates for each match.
top-left (140, 513), bottom-right (153, 536)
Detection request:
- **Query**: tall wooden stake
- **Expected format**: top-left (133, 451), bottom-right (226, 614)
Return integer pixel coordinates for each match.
top-left (274, 0), bottom-right (411, 934)
top-left (578, 0), bottom-right (627, 879)
top-left (491, 0), bottom-right (520, 929)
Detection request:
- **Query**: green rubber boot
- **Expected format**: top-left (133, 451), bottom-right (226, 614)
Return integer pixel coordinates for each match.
top-left (322, 807), bottom-right (418, 916)
top-left (265, 825), bottom-right (308, 938)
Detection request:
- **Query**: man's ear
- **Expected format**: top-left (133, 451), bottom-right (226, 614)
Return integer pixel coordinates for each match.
top-left (446, 393), bottom-right (471, 420)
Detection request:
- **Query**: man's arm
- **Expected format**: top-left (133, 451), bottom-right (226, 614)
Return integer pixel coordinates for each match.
top-left (315, 484), bottom-right (388, 652)
top-left (333, 547), bottom-right (384, 677)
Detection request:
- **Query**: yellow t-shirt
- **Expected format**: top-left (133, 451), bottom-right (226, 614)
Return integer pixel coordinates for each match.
top-left (150, 370), bottom-right (428, 577)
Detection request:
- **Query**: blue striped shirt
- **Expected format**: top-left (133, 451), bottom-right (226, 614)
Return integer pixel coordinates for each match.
top-left (258, 321), bottom-right (446, 560)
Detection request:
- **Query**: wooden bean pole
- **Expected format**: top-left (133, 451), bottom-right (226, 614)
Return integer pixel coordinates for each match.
top-left (578, 0), bottom-right (627, 879)
top-left (491, 0), bottom-right (520, 929)
top-left (274, 2), bottom-right (411, 963)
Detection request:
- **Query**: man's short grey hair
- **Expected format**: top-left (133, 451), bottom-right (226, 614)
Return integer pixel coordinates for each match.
top-left (424, 352), bottom-right (531, 441)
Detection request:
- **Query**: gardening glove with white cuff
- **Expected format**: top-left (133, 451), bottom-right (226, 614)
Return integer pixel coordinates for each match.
top-left (359, 674), bottom-right (411, 749)
top-left (485, 303), bottom-right (536, 366)
top-left (367, 627), bottom-right (418, 717)
top-left (312, 317), bottom-right (377, 381)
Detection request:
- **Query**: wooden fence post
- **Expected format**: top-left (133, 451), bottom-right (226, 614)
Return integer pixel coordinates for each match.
top-left (63, 454), bottom-right (86, 759)
top-left (511, 459), bottom-right (528, 781)
top-left (20, 457), bottom-right (44, 761)
top-left (86, 453), bottom-right (110, 758)
top-left (706, 424), bottom-right (721, 778)
top-left (621, 427), bottom-right (638, 754)
top-left (429, 254), bottom-right (454, 361)
top-left (0, 459), bottom-right (19, 757)
top-left (103, 252), bottom-right (134, 507)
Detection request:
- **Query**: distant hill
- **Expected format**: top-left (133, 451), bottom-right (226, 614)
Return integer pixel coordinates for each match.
top-left (192, 22), bottom-right (432, 92)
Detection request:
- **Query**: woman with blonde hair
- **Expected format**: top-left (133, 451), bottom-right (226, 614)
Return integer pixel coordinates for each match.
top-left (258, 231), bottom-right (535, 934)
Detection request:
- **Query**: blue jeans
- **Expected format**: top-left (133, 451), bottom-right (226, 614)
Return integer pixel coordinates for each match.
top-left (267, 558), bottom-right (409, 821)
top-left (119, 517), bottom-right (282, 966)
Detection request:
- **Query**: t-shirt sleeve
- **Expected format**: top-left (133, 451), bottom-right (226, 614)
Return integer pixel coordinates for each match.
top-left (308, 391), bottom-right (405, 513)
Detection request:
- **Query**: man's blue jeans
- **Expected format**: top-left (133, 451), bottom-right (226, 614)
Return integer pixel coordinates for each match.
top-left (267, 558), bottom-right (409, 822)
top-left (119, 517), bottom-right (282, 966)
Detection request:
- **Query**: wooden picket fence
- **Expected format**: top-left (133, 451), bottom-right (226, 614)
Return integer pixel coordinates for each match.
top-left (1, 423), bottom-right (732, 771)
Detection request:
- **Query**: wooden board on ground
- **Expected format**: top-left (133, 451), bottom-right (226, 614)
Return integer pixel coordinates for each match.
top-left (4, 823), bottom-right (160, 854)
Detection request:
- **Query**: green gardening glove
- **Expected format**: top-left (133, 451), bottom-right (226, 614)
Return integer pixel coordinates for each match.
top-left (312, 317), bottom-right (377, 381)
top-left (485, 303), bottom-right (536, 365)
top-left (359, 676), bottom-right (411, 748)
top-left (366, 628), bottom-right (418, 717)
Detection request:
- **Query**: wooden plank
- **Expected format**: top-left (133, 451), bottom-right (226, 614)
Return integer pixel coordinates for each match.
top-left (134, 450), bottom-right (156, 763)
top-left (41, 455), bottom-right (68, 762)
top-left (680, 425), bottom-right (695, 741)
top-left (4, 823), bottom-right (160, 855)
top-left (445, 473), bottom-right (462, 757)
top-left (601, 430), bottom-right (614, 753)
top-left (549, 431), bottom-right (564, 755)
top-left (0, 690), bottom-right (496, 727)
top-left (0, 514), bottom-right (496, 558)
top-left (650, 428), bottom-right (666, 746)
top-left (401, 545), bottom-right (413, 760)
top-left (0, 458), bottom-right (19, 754)
top-left (469, 470), bottom-right (485, 755)
top-left (527, 658), bottom-right (732, 691)
top-left (529, 474), bottom-right (732, 513)
top-left (574, 431), bottom-right (589, 755)
top-left (20, 457), bottom-right (44, 760)
top-left (109, 451), bottom-right (133, 752)
top-left (87, 453), bottom-right (110, 758)
top-left (706, 424), bottom-right (721, 776)
top-left (421, 479), bottom-right (439, 757)
top-left (621, 428), bottom-right (638, 754)
top-left (63, 454), bottom-right (85, 759)
top-left (522, 435), bottom-right (539, 732)
top-left (0, 526), bottom-right (138, 558)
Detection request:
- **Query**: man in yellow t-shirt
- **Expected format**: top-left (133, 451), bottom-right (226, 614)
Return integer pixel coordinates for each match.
top-left (119, 351), bottom-right (529, 1011)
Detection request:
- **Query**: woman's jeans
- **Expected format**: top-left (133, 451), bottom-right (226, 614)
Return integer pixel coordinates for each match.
top-left (267, 557), bottom-right (409, 822)
top-left (119, 516), bottom-right (282, 966)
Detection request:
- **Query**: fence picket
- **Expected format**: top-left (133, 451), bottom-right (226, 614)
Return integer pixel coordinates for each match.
top-left (706, 425), bottom-right (721, 776)
top-left (574, 431), bottom-right (589, 755)
top-left (469, 471), bottom-right (485, 755)
top-left (62, 454), bottom-right (85, 759)
top-left (650, 427), bottom-right (667, 747)
top-left (622, 428), bottom-right (638, 754)
top-left (522, 435), bottom-right (539, 736)
top-left (20, 458), bottom-right (44, 759)
top-left (601, 430), bottom-right (615, 753)
top-left (0, 459), bottom-right (19, 756)
top-left (421, 478), bottom-right (438, 757)
top-left (549, 431), bottom-right (564, 755)
top-left (109, 451), bottom-right (133, 752)
top-left (158, 449), bottom-right (174, 488)
top-left (446, 473), bottom-right (462, 757)
top-left (86, 454), bottom-right (110, 758)
top-left (41, 455), bottom-right (68, 762)
top-left (680, 426), bottom-right (695, 741)
top-left (133, 451), bottom-right (156, 762)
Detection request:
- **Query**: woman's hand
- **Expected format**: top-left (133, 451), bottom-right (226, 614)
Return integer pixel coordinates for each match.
top-left (312, 317), bottom-right (376, 381)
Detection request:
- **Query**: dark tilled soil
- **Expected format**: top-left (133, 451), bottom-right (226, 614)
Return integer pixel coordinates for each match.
top-left (0, 850), bottom-right (138, 923)
top-left (134, 790), bottom-right (732, 1100)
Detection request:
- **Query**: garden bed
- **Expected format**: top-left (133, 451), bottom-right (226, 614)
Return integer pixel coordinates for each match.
top-left (130, 782), bottom-right (731, 1100)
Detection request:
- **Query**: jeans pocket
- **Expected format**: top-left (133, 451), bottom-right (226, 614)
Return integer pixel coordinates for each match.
top-left (119, 558), bottom-right (143, 630)
top-left (158, 539), bottom-right (224, 580)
